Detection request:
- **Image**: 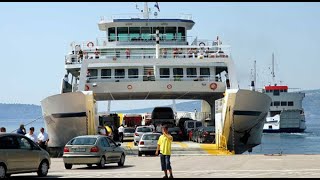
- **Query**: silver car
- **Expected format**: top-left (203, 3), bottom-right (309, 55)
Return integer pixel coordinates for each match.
top-left (138, 133), bottom-right (161, 156)
top-left (123, 127), bottom-right (135, 141)
top-left (0, 133), bottom-right (51, 178)
top-left (62, 135), bottom-right (126, 169)
top-left (134, 126), bottom-right (153, 146)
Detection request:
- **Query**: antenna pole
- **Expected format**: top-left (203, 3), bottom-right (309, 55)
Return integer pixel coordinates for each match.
top-left (254, 60), bottom-right (256, 86)
top-left (143, 2), bottom-right (149, 19)
top-left (272, 53), bottom-right (275, 84)
top-left (250, 60), bottom-right (256, 91)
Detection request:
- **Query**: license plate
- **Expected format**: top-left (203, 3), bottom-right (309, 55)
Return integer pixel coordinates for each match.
top-left (171, 132), bottom-right (177, 134)
top-left (72, 148), bottom-right (86, 152)
top-left (210, 133), bottom-right (215, 135)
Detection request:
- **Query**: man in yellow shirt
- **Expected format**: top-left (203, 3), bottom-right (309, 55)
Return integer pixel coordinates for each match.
top-left (156, 125), bottom-right (174, 178)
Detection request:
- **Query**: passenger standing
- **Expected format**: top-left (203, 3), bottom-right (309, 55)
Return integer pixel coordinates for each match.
top-left (16, 124), bottom-right (26, 135)
top-left (63, 74), bottom-right (68, 88)
top-left (94, 48), bottom-right (100, 59)
top-left (125, 48), bottom-right (130, 59)
top-left (118, 125), bottom-right (124, 143)
top-left (78, 49), bottom-right (83, 62)
top-left (0, 127), bottom-right (6, 133)
top-left (162, 48), bottom-right (167, 58)
top-left (37, 127), bottom-right (49, 150)
top-left (155, 125), bottom-right (174, 178)
top-left (25, 127), bottom-right (37, 143)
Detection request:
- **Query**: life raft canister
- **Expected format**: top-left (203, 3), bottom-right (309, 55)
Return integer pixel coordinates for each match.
top-left (87, 42), bottom-right (94, 48)
top-left (199, 42), bottom-right (205, 46)
top-left (210, 83), bottom-right (217, 90)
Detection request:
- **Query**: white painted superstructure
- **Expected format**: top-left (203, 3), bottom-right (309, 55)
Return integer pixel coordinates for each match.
top-left (41, 2), bottom-right (271, 155)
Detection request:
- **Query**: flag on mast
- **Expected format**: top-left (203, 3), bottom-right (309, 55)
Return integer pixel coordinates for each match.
top-left (155, 2), bottom-right (160, 12)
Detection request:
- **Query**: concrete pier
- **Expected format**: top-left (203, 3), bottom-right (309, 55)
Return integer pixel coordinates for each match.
top-left (11, 154), bottom-right (320, 178)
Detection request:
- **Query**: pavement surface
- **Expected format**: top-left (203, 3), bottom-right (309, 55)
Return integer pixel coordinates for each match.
top-left (11, 154), bottom-right (320, 178)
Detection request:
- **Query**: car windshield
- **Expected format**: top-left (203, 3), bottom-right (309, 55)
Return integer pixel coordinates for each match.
top-left (69, 137), bottom-right (97, 145)
top-left (168, 127), bottom-right (180, 132)
top-left (188, 122), bottom-right (194, 128)
top-left (196, 122), bottom-right (202, 127)
top-left (124, 128), bottom-right (135, 133)
top-left (142, 134), bottom-right (161, 140)
top-left (204, 127), bottom-right (214, 131)
top-left (137, 127), bottom-right (152, 132)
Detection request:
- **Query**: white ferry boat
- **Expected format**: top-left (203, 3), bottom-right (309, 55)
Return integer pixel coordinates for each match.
top-left (262, 54), bottom-right (306, 133)
top-left (41, 2), bottom-right (271, 155)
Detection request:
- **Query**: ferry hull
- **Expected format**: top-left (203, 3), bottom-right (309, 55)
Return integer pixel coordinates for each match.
top-left (216, 89), bottom-right (271, 154)
top-left (41, 92), bottom-right (96, 149)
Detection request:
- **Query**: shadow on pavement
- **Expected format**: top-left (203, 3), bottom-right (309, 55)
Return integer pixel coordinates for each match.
top-left (11, 175), bottom-right (62, 178)
top-left (75, 164), bottom-right (135, 170)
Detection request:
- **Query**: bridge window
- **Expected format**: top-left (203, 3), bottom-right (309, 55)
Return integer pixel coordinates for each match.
top-left (177, 27), bottom-right (186, 41)
top-left (128, 69), bottom-right (139, 78)
top-left (273, 101), bottom-right (280, 106)
top-left (88, 69), bottom-right (98, 79)
top-left (117, 27), bottom-right (129, 42)
top-left (281, 101), bottom-right (287, 106)
top-left (187, 68), bottom-right (197, 78)
top-left (200, 68), bottom-right (210, 77)
top-left (115, 69), bottom-right (125, 79)
top-left (173, 68), bottom-right (183, 78)
top-left (129, 27), bottom-right (140, 41)
top-left (270, 102), bottom-right (273, 106)
top-left (101, 69), bottom-right (111, 79)
top-left (108, 27), bottom-right (116, 42)
top-left (141, 27), bottom-right (152, 41)
top-left (273, 90), bottom-right (280, 96)
top-left (160, 68), bottom-right (170, 78)
top-left (165, 27), bottom-right (176, 40)
top-left (288, 101), bottom-right (294, 106)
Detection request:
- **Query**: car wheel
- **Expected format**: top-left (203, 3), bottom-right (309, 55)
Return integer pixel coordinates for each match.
top-left (0, 164), bottom-right (6, 178)
top-left (138, 151), bottom-right (142, 156)
top-left (37, 160), bottom-right (49, 177)
top-left (64, 163), bottom-right (73, 169)
top-left (118, 154), bottom-right (125, 166)
top-left (87, 164), bottom-right (92, 167)
top-left (98, 156), bottom-right (106, 168)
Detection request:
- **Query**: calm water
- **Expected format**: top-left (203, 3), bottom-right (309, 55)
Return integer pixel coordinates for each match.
top-left (1, 117), bottom-right (320, 154)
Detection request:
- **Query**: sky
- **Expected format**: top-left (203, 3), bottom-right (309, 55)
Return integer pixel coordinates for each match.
top-left (0, 2), bottom-right (319, 110)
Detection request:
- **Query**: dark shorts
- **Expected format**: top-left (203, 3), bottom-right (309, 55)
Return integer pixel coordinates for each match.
top-left (160, 154), bottom-right (171, 171)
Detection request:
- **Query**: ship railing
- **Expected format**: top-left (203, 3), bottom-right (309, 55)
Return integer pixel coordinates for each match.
top-left (65, 50), bottom-right (230, 64)
top-left (85, 74), bottom-right (225, 83)
top-left (99, 13), bottom-right (193, 21)
top-left (70, 36), bottom-right (227, 48)
top-left (95, 36), bottom-right (191, 46)
top-left (65, 46), bottom-right (231, 64)
top-left (257, 87), bottom-right (304, 93)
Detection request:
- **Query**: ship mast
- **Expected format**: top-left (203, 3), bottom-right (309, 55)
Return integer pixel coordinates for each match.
top-left (272, 53), bottom-right (275, 85)
top-left (143, 2), bottom-right (149, 19)
top-left (250, 60), bottom-right (256, 91)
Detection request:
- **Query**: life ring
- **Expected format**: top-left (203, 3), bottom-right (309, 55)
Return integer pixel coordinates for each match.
top-left (87, 42), bottom-right (94, 48)
top-left (113, 57), bottom-right (117, 61)
top-left (85, 84), bottom-right (90, 91)
top-left (127, 85), bottom-right (132, 90)
top-left (199, 42), bottom-right (205, 46)
top-left (167, 84), bottom-right (172, 89)
top-left (210, 83), bottom-right (217, 90)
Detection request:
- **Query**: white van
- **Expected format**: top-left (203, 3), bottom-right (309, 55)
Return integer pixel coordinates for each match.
top-left (184, 120), bottom-right (203, 133)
